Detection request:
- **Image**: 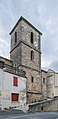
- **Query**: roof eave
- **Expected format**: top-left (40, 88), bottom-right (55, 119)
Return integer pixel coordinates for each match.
top-left (9, 16), bottom-right (42, 35)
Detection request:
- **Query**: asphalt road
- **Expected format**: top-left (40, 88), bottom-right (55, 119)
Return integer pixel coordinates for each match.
top-left (0, 110), bottom-right (58, 119)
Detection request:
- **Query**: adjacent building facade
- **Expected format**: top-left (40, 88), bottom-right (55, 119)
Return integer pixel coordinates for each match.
top-left (41, 69), bottom-right (58, 99)
top-left (0, 57), bottom-right (26, 110)
top-left (47, 69), bottom-right (58, 98)
top-left (41, 70), bottom-right (47, 99)
top-left (9, 16), bottom-right (42, 103)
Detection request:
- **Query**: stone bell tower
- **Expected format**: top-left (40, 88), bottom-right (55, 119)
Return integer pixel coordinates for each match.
top-left (10, 16), bottom-right (42, 103)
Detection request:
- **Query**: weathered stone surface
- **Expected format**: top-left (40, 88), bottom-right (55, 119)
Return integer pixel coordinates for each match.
top-left (41, 70), bottom-right (47, 99)
top-left (21, 20), bottom-right (41, 50)
top-left (21, 43), bottom-right (40, 71)
top-left (29, 98), bottom-right (58, 111)
top-left (22, 67), bottom-right (42, 103)
top-left (10, 43), bottom-right (22, 66)
top-left (10, 17), bottom-right (42, 103)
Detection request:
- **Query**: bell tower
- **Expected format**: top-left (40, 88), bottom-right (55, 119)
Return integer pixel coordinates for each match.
top-left (10, 16), bottom-right (42, 103)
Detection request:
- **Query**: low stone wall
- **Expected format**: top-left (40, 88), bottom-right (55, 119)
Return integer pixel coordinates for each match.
top-left (28, 98), bottom-right (58, 112)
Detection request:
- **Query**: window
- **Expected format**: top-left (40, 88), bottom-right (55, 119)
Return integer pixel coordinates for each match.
top-left (27, 93), bottom-right (29, 98)
top-left (43, 78), bottom-right (45, 83)
top-left (13, 76), bottom-right (18, 87)
top-left (15, 32), bottom-right (17, 43)
top-left (38, 35), bottom-right (40, 49)
top-left (31, 50), bottom-right (34, 60)
top-left (31, 76), bottom-right (34, 83)
top-left (41, 106), bottom-right (43, 111)
top-left (31, 32), bottom-right (33, 44)
top-left (11, 93), bottom-right (19, 101)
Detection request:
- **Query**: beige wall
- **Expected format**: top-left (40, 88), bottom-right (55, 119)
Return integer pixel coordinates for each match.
top-left (41, 70), bottom-right (47, 99)
top-left (47, 69), bottom-right (58, 98)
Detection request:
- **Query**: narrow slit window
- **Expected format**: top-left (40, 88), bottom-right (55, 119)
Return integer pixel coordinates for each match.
top-left (43, 78), bottom-right (45, 83)
top-left (15, 32), bottom-right (17, 43)
top-left (31, 50), bottom-right (34, 60)
top-left (31, 76), bottom-right (34, 83)
top-left (31, 32), bottom-right (33, 44)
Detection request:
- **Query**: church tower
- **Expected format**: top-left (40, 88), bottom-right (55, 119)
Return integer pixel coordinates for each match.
top-left (10, 16), bottom-right (42, 103)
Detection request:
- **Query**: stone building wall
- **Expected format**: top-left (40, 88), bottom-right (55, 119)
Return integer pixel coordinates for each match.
top-left (21, 20), bottom-right (41, 50)
top-left (10, 21), bottom-right (22, 51)
top-left (10, 43), bottom-right (22, 66)
top-left (41, 70), bottom-right (47, 99)
top-left (10, 16), bottom-right (42, 103)
top-left (22, 67), bottom-right (42, 103)
top-left (0, 56), bottom-right (13, 66)
top-left (47, 69), bottom-right (58, 98)
top-left (21, 43), bottom-right (40, 71)
top-left (29, 98), bottom-right (58, 111)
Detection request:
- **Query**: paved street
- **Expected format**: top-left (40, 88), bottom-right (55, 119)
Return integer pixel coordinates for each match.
top-left (0, 110), bottom-right (58, 119)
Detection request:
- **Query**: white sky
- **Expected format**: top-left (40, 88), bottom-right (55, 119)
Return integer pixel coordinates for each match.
top-left (0, 0), bottom-right (58, 71)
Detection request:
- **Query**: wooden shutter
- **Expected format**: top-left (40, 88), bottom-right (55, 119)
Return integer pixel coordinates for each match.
top-left (11, 93), bottom-right (19, 101)
top-left (13, 76), bottom-right (18, 86)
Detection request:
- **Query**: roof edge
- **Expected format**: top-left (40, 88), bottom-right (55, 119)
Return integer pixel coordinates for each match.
top-left (9, 16), bottom-right (42, 35)
top-left (0, 56), bottom-right (13, 62)
top-left (41, 69), bottom-right (47, 73)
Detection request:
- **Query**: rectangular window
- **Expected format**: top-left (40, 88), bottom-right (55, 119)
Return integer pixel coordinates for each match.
top-left (11, 93), bottom-right (19, 101)
top-left (13, 76), bottom-right (18, 87)
top-left (15, 32), bottom-right (17, 43)
top-left (31, 76), bottom-right (34, 83)
top-left (31, 50), bottom-right (34, 60)
top-left (31, 32), bottom-right (33, 44)
top-left (43, 78), bottom-right (45, 83)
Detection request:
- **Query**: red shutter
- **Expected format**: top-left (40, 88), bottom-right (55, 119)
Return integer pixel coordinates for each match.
top-left (13, 76), bottom-right (18, 87)
top-left (11, 93), bottom-right (19, 101)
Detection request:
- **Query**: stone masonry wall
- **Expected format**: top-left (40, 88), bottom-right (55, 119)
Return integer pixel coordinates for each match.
top-left (10, 18), bottom-right (42, 103)
top-left (21, 43), bottom-right (40, 71)
top-left (41, 71), bottom-right (47, 99)
top-left (29, 98), bottom-right (58, 111)
top-left (22, 67), bottom-right (42, 103)
top-left (21, 20), bottom-right (41, 50)
top-left (10, 43), bottom-right (22, 66)
top-left (10, 21), bottom-right (22, 51)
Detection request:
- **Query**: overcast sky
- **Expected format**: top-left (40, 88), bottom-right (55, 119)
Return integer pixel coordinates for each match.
top-left (0, 0), bottom-right (58, 71)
